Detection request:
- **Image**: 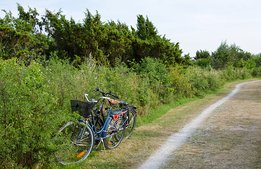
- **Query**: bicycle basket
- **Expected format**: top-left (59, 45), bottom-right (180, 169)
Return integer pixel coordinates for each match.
top-left (70, 100), bottom-right (95, 118)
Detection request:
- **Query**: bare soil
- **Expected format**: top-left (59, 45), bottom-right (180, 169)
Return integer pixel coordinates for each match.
top-left (163, 81), bottom-right (261, 169)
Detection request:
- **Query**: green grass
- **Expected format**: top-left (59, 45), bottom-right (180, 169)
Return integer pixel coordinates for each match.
top-left (136, 97), bottom-right (197, 126)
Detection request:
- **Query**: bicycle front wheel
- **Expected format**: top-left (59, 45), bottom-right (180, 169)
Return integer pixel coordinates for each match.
top-left (54, 121), bottom-right (94, 165)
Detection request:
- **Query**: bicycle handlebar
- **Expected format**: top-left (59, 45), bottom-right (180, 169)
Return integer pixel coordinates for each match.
top-left (84, 94), bottom-right (98, 103)
top-left (95, 88), bottom-right (119, 99)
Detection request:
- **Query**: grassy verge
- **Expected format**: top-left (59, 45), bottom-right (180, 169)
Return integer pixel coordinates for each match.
top-left (136, 97), bottom-right (197, 126)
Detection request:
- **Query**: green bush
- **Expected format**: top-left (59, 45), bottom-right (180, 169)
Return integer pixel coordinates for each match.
top-left (185, 67), bottom-right (210, 96)
top-left (252, 67), bottom-right (261, 77)
top-left (132, 57), bottom-right (172, 103)
top-left (183, 67), bottom-right (225, 97)
top-left (205, 69), bottom-right (224, 91)
top-left (169, 66), bottom-right (193, 98)
top-left (222, 66), bottom-right (251, 81)
top-left (0, 59), bottom-right (72, 168)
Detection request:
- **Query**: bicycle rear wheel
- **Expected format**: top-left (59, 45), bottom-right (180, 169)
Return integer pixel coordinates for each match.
top-left (104, 118), bottom-right (125, 149)
top-left (124, 107), bottom-right (137, 139)
top-left (54, 121), bottom-right (94, 165)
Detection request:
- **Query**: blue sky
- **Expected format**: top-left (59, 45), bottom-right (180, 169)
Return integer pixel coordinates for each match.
top-left (1, 0), bottom-right (260, 56)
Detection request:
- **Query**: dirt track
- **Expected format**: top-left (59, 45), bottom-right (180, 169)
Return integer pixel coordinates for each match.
top-left (161, 81), bottom-right (261, 169)
top-left (81, 81), bottom-right (261, 169)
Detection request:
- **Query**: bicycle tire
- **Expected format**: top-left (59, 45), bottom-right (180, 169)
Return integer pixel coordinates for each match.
top-left (124, 107), bottom-right (137, 139)
top-left (104, 118), bottom-right (125, 149)
top-left (54, 121), bottom-right (94, 165)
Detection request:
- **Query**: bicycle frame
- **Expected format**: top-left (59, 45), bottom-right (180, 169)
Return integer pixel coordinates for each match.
top-left (89, 108), bottom-right (113, 140)
top-left (82, 91), bottom-right (134, 146)
top-left (83, 95), bottom-right (118, 142)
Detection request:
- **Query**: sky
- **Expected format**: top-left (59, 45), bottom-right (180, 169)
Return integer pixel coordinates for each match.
top-left (1, 0), bottom-right (260, 57)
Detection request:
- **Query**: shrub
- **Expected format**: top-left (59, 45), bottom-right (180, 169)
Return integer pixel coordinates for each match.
top-left (0, 59), bottom-right (72, 168)
top-left (222, 66), bottom-right (251, 81)
top-left (252, 67), bottom-right (261, 77)
top-left (185, 67), bottom-right (210, 96)
top-left (184, 67), bottom-right (225, 97)
top-left (169, 66), bottom-right (193, 98)
top-left (132, 57), bottom-right (172, 103)
top-left (205, 69), bottom-right (224, 91)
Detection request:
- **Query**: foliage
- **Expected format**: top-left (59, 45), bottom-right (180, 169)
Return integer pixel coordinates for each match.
top-left (0, 56), bottom-right (256, 168)
top-left (195, 50), bottom-right (211, 60)
top-left (221, 66), bottom-right (252, 81)
top-left (0, 59), bottom-right (72, 168)
top-left (0, 5), bottom-right (187, 66)
top-left (251, 54), bottom-right (261, 77)
top-left (194, 50), bottom-right (211, 68)
top-left (211, 42), bottom-right (254, 69)
top-left (252, 67), bottom-right (261, 77)
top-left (185, 67), bottom-right (223, 96)
top-left (132, 57), bottom-right (172, 103)
top-left (0, 6), bottom-right (49, 62)
top-left (169, 66), bottom-right (193, 98)
top-left (136, 15), bottom-right (157, 40)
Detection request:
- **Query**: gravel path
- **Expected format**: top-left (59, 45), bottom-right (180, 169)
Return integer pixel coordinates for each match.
top-left (139, 80), bottom-right (261, 169)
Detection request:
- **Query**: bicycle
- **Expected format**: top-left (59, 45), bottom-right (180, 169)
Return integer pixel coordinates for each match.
top-left (54, 89), bottom-right (136, 165)
top-left (94, 88), bottom-right (137, 140)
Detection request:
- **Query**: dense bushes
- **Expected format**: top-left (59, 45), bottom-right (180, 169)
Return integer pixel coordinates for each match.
top-left (0, 59), bottom-right (71, 168)
top-left (0, 57), bottom-right (254, 168)
top-left (252, 67), bottom-right (261, 77)
top-left (185, 67), bottom-right (224, 96)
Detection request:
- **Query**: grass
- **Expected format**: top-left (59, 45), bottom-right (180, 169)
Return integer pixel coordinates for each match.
top-left (136, 97), bottom-right (197, 127)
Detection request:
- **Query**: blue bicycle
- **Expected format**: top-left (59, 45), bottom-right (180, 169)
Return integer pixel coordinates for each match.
top-left (54, 89), bottom-right (136, 165)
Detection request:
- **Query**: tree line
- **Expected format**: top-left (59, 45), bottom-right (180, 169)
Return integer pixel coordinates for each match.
top-left (1, 4), bottom-right (260, 70)
top-left (194, 43), bottom-right (260, 70)
top-left (0, 4), bottom-right (190, 67)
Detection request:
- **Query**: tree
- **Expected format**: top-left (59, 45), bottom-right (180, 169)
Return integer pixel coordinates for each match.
top-left (136, 15), bottom-right (157, 40)
top-left (195, 50), bottom-right (210, 60)
top-left (1, 5), bottom-right (187, 67)
top-left (194, 50), bottom-right (211, 68)
top-left (133, 15), bottom-right (184, 65)
top-left (211, 42), bottom-right (255, 69)
top-left (0, 5), bottom-right (49, 62)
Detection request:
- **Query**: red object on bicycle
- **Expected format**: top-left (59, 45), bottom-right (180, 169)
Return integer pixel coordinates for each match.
top-left (113, 114), bottom-right (119, 120)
